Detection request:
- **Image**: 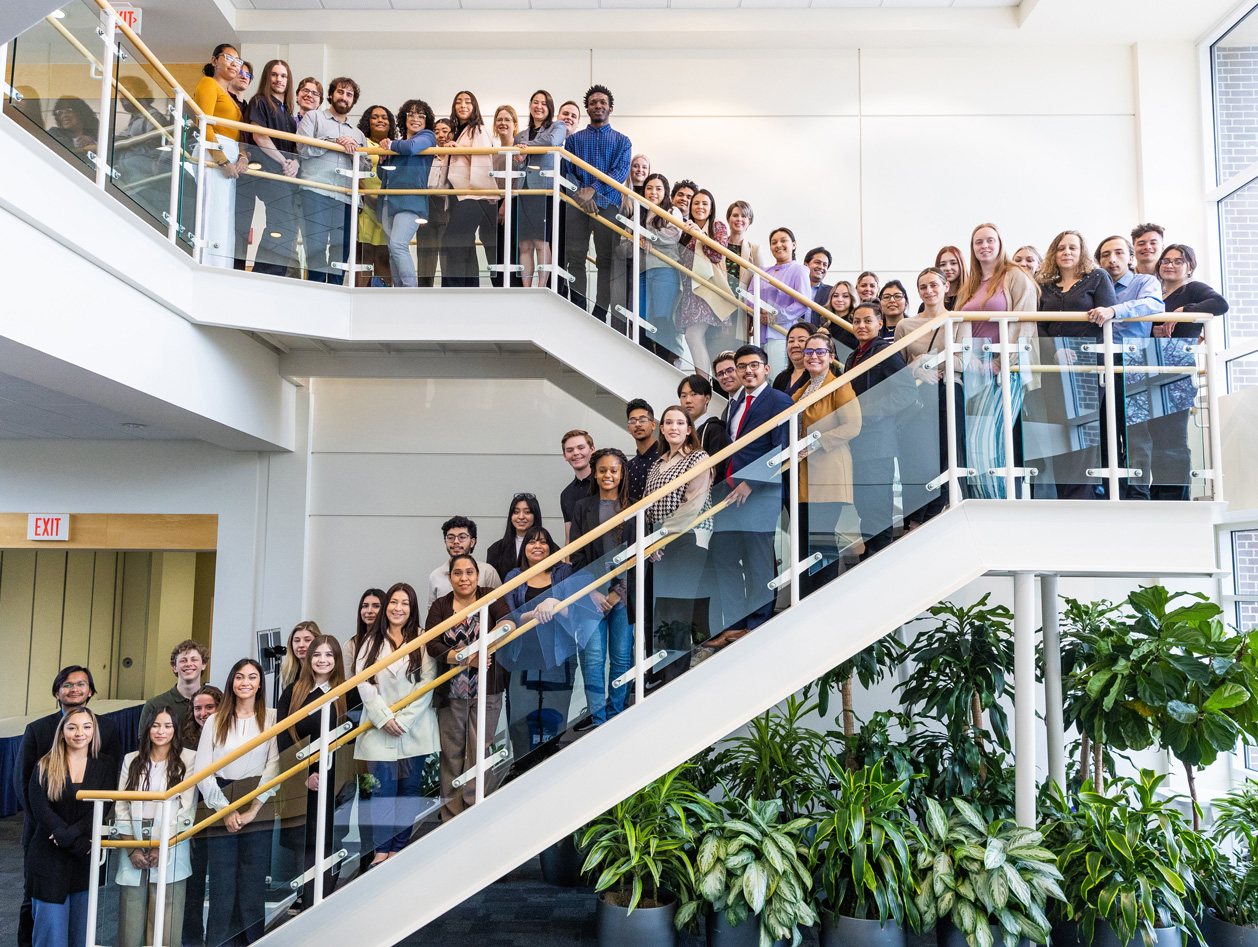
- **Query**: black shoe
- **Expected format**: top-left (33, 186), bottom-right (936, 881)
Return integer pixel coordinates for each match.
top-left (573, 716), bottom-right (597, 734)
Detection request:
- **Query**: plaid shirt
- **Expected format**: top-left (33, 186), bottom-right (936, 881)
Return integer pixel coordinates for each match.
top-left (564, 123), bottom-right (632, 210)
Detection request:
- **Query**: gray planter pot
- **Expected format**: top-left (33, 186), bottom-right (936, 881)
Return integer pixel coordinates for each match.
top-left (539, 836), bottom-right (582, 887)
top-left (596, 889), bottom-right (677, 947)
top-left (1051, 919), bottom-right (1081, 947)
top-left (706, 910), bottom-right (788, 947)
top-left (1201, 913), bottom-right (1258, 947)
top-left (821, 913), bottom-right (908, 947)
top-left (1094, 922), bottom-right (1184, 947)
top-left (939, 920), bottom-right (1030, 947)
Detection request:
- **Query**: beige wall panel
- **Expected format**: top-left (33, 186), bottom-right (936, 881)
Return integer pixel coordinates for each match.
top-left (60, 550), bottom-right (96, 677)
top-left (0, 550), bottom-right (37, 717)
top-left (26, 550), bottom-right (68, 716)
top-left (859, 115), bottom-right (1139, 272)
top-left (144, 552), bottom-right (198, 697)
top-left (192, 552), bottom-right (216, 658)
top-left (859, 46), bottom-right (1135, 116)
top-left (593, 49), bottom-right (860, 117)
top-left (116, 552), bottom-right (151, 701)
top-left (87, 552), bottom-right (118, 699)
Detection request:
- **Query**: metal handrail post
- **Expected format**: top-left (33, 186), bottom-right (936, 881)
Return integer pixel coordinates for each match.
top-left (192, 115), bottom-right (209, 265)
top-left (312, 701), bottom-right (331, 904)
top-left (152, 796), bottom-right (172, 945)
top-left (630, 209), bottom-right (642, 344)
top-left (474, 603), bottom-right (490, 805)
top-left (943, 317), bottom-right (962, 508)
top-left (500, 151), bottom-right (513, 287)
top-left (84, 800), bottom-right (104, 947)
top-left (344, 158), bottom-right (361, 288)
top-left (634, 509), bottom-right (647, 704)
top-left (94, 11), bottom-right (116, 190)
top-left (1204, 318), bottom-right (1226, 502)
top-left (1102, 319), bottom-right (1121, 501)
top-left (165, 88), bottom-right (184, 243)
top-left (549, 152), bottom-right (562, 294)
top-left (996, 318), bottom-right (1017, 500)
top-left (788, 405), bottom-right (801, 608)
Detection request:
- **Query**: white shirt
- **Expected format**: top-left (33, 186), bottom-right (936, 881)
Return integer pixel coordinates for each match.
top-left (728, 381), bottom-right (770, 436)
top-left (115, 749), bottom-right (198, 885)
top-left (427, 560), bottom-right (502, 609)
top-left (195, 709), bottom-right (280, 811)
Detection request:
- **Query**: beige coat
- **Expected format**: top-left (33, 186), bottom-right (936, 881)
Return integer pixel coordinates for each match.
top-left (793, 375), bottom-right (862, 504)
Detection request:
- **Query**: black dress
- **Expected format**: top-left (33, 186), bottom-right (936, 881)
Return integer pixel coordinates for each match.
top-left (1038, 269), bottom-right (1117, 338)
top-left (25, 755), bottom-right (116, 904)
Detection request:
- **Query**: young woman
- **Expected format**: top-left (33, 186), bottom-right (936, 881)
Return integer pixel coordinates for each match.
top-left (1012, 245), bottom-right (1043, 280)
top-left (856, 271), bottom-right (880, 305)
top-left (343, 588), bottom-right (385, 681)
top-left (954, 222), bottom-right (1039, 500)
top-left (379, 99), bottom-right (437, 289)
top-left (485, 493), bottom-right (543, 581)
top-left (724, 201), bottom-right (766, 333)
top-left (824, 280), bottom-right (859, 353)
top-left (48, 97), bottom-right (97, 158)
top-left (612, 153), bottom-right (652, 306)
top-left (773, 321), bottom-right (814, 396)
top-left (635, 173), bottom-right (683, 352)
top-left (192, 44), bottom-right (249, 268)
top-left (115, 708), bottom-right (198, 947)
top-left (277, 635), bottom-right (348, 908)
top-left (644, 407), bottom-right (714, 664)
top-left (25, 707), bottom-right (115, 947)
top-left (426, 556), bottom-right (512, 820)
top-left (877, 280), bottom-right (911, 338)
top-left (513, 91), bottom-right (567, 287)
top-left (354, 582), bottom-right (438, 862)
top-left (935, 246), bottom-right (967, 309)
top-left (416, 118), bottom-right (454, 287)
top-left (354, 105), bottom-right (397, 286)
top-left (758, 227), bottom-right (814, 374)
top-left (443, 91), bottom-right (499, 287)
top-left (675, 188), bottom-right (733, 377)
top-left (180, 685), bottom-right (221, 947)
top-left (195, 658), bottom-right (278, 947)
top-left (490, 105), bottom-right (520, 285)
top-left (569, 448), bottom-right (636, 725)
top-left (243, 59), bottom-right (299, 277)
top-left (793, 331), bottom-right (862, 595)
top-left (280, 620), bottom-right (319, 690)
top-left (1037, 230), bottom-right (1117, 338)
top-left (1155, 244), bottom-right (1229, 338)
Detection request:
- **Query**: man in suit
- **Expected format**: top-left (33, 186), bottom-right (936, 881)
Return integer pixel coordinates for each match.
top-left (710, 345), bottom-right (795, 642)
top-left (15, 665), bottom-right (123, 947)
top-left (804, 247), bottom-right (833, 311)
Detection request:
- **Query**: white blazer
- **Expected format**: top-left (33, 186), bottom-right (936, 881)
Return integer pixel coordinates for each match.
top-left (113, 749), bottom-right (198, 886)
top-left (354, 638), bottom-right (440, 762)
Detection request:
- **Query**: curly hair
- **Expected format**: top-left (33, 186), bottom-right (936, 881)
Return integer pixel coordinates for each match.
top-left (395, 99), bottom-right (435, 136)
top-left (584, 84), bottom-right (613, 109)
top-left (1036, 230), bottom-right (1097, 284)
top-left (356, 104), bottom-right (396, 143)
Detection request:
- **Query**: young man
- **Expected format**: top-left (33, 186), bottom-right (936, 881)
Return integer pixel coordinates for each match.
top-left (140, 639), bottom-right (209, 736)
top-left (427, 516), bottom-right (502, 607)
top-left (296, 75), bottom-right (367, 284)
top-left (16, 667), bottom-right (123, 947)
top-left (710, 346), bottom-right (794, 640)
top-left (563, 84), bottom-right (632, 321)
top-left (804, 247), bottom-right (833, 309)
top-left (711, 351), bottom-right (741, 418)
top-left (678, 373), bottom-right (730, 486)
top-left (560, 429), bottom-right (595, 544)
top-left (624, 399), bottom-right (659, 504)
top-left (1131, 223), bottom-right (1165, 276)
top-left (294, 76), bottom-right (323, 121)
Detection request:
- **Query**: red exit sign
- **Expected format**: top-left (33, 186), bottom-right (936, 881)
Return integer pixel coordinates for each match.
top-left (115, 4), bottom-right (142, 34)
top-left (28, 514), bottom-right (70, 541)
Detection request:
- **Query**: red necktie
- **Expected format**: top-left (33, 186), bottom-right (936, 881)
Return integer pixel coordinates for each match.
top-left (727, 393), bottom-right (755, 485)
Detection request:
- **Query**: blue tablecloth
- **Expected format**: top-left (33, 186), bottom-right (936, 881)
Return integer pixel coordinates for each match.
top-left (0, 703), bottom-right (143, 817)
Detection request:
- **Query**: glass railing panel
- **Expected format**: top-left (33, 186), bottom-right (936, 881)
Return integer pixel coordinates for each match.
top-left (97, 803), bottom-right (198, 947)
top-left (1021, 335), bottom-right (1105, 499)
top-left (172, 99), bottom-right (198, 254)
top-left (107, 36), bottom-right (176, 233)
top-left (5, 0), bottom-right (109, 180)
top-left (961, 330), bottom-right (1019, 499)
top-left (513, 149), bottom-right (558, 289)
top-left (1123, 333), bottom-right (1206, 501)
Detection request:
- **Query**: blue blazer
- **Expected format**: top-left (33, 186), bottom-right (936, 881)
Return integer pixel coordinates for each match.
top-left (725, 385), bottom-right (795, 491)
top-left (381, 128), bottom-right (436, 221)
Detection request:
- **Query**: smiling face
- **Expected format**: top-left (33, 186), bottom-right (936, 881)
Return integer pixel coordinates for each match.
top-left (267, 63), bottom-right (289, 99)
top-left (829, 283), bottom-right (852, 313)
top-left (213, 47), bottom-right (240, 84)
top-left (511, 500), bottom-right (534, 535)
top-left (558, 103), bottom-right (580, 130)
top-left (230, 64), bottom-right (252, 95)
top-left (449, 559), bottom-right (479, 599)
top-left (972, 227), bottom-right (1000, 270)
top-left (232, 664), bottom-right (260, 702)
top-left (713, 359), bottom-right (739, 395)
top-left (57, 670), bottom-right (92, 711)
top-left (677, 382), bottom-right (710, 421)
top-left (585, 91), bottom-right (611, 125)
top-left (852, 307), bottom-right (883, 344)
top-left (524, 535), bottom-right (552, 565)
top-left (806, 254), bottom-right (829, 286)
top-left (937, 251), bottom-right (961, 285)
top-left (1054, 234), bottom-right (1082, 275)
top-left (444, 525), bottom-right (475, 557)
top-left (434, 121), bottom-right (453, 146)
top-left (727, 204), bottom-right (750, 238)
top-left (643, 177), bottom-right (666, 206)
top-left (672, 187), bottom-right (694, 218)
top-left (309, 642), bottom-right (337, 678)
top-left (367, 107), bottom-right (391, 140)
top-left (918, 271), bottom-right (948, 308)
top-left (404, 108), bottom-right (425, 136)
top-left (453, 93), bottom-right (474, 121)
top-left (530, 92), bottom-right (549, 124)
top-left (659, 408), bottom-right (693, 451)
top-left (689, 192), bottom-right (712, 226)
top-left (857, 274), bottom-right (879, 301)
top-left (1011, 247), bottom-right (1040, 277)
top-left (594, 455), bottom-right (623, 495)
top-left (1097, 239), bottom-right (1130, 280)
top-left (563, 434), bottom-right (593, 474)
top-left (297, 82), bottom-right (321, 112)
top-left (360, 594), bottom-right (381, 629)
top-left (149, 710), bottom-right (175, 749)
top-left (736, 352), bottom-right (770, 392)
top-left (174, 647), bottom-right (204, 684)
top-left (192, 693), bottom-right (218, 726)
top-left (1159, 248), bottom-right (1190, 282)
top-left (627, 407), bottom-right (656, 445)
top-left (386, 590), bottom-right (410, 629)
top-left (802, 337), bottom-right (831, 377)
top-left (879, 286), bottom-right (907, 319)
top-left (494, 107), bottom-right (515, 137)
top-left (328, 83), bottom-right (355, 119)
top-left (769, 231), bottom-right (794, 264)
top-left (630, 155), bottom-right (649, 186)
top-left (787, 326), bottom-right (811, 366)
top-left (291, 627), bottom-right (315, 661)
top-left (62, 711), bottom-right (94, 752)
top-left (1134, 230), bottom-right (1163, 269)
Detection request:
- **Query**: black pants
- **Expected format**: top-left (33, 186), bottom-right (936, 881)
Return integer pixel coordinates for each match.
top-left (564, 203), bottom-right (621, 318)
top-left (853, 454), bottom-right (896, 557)
top-left (182, 834), bottom-right (209, 945)
top-left (442, 199), bottom-right (498, 287)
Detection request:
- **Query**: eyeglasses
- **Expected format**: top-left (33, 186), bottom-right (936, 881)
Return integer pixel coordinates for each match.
top-left (298, 87), bottom-right (319, 97)
top-left (802, 347), bottom-right (831, 358)
top-left (221, 54), bottom-right (243, 68)
top-left (59, 681), bottom-right (89, 691)
top-left (736, 361), bottom-right (765, 370)
top-left (715, 367), bottom-right (737, 377)
top-left (1160, 258), bottom-right (1187, 268)
top-left (445, 532), bottom-right (472, 542)
top-left (512, 493), bottom-right (536, 501)
top-left (627, 416), bottom-right (654, 425)
top-left (239, 71), bottom-right (252, 81)
top-left (880, 293), bottom-right (906, 302)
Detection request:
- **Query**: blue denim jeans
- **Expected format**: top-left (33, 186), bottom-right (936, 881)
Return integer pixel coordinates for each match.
top-left (640, 267), bottom-right (680, 354)
top-left (384, 206), bottom-right (421, 287)
top-left (367, 755), bottom-right (429, 854)
top-left (580, 603), bottom-right (631, 724)
top-left (32, 893), bottom-right (87, 947)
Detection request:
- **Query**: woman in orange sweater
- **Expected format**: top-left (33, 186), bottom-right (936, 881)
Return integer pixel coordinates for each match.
top-left (192, 44), bottom-right (248, 268)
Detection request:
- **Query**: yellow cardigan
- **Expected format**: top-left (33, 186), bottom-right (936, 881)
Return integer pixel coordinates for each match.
top-left (793, 374), bottom-right (862, 505)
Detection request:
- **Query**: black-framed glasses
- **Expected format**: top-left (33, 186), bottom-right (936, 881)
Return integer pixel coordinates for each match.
top-left (627, 416), bottom-right (655, 425)
top-left (802, 347), bottom-right (831, 358)
top-left (880, 292), bottom-right (906, 302)
top-left (715, 367), bottom-right (737, 377)
top-left (445, 532), bottom-right (472, 542)
top-left (736, 360), bottom-right (765, 370)
top-left (1161, 258), bottom-right (1187, 268)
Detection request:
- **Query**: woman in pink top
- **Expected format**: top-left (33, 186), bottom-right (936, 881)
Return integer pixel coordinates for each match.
top-left (954, 222), bottom-right (1038, 499)
top-left (442, 91), bottom-right (499, 287)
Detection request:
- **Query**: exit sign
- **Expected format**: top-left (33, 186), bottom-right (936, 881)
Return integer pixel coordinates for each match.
top-left (114, 4), bottom-right (142, 33)
top-left (28, 514), bottom-right (70, 541)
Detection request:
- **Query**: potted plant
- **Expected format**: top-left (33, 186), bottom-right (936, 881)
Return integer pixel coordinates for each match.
top-left (809, 758), bottom-right (920, 947)
top-left (1048, 770), bottom-right (1204, 947)
top-left (540, 830), bottom-right (585, 887)
top-left (677, 796), bottom-right (816, 947)
top-left (581, 765), bottom-right (716, 947)
top-left (1199, 781), bottom-right (1258, 947)
top-left (914, 797), bottom-right (1063, 947)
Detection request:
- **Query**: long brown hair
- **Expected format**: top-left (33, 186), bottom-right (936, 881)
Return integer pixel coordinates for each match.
top-left (213, 658), bottom-right (268, 748)
top-left (359, 582), bottom-right (424, 683)
top-left (956, 222), bottom-right (1031, 308)
top-left (934, 245), bottom-right (968, 295)
top-left (280, 620), bottom-right (321, 688)
top-left (126, 707), bottom-right (187, 793)
top-left (255, 59), bottom-right (294, 115)
top-left (286, 635), bottom-right (347, 742)
top-left (826, 280), bottom-right (856, 318)
top-left (655, 405), bottom-right (702, 455)
top-left (38, 707), bottom-right (101, 801)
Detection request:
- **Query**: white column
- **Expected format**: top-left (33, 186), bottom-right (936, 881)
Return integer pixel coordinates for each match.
top-left (1014, 571), bottom-right (1037, 827)
top-left (474, 603), bottom-right (490, 805)
top-left (1204, 318), bottom-right (1226, 502)
top-left (94, 11), bottom-right (116, 190)
top-left (1102, 319), bottom-right (1121, 501)
top-left (312, 700), bottom-right (332, 904)
top-left (1040, 573), bottom-right (1066, 797)
top-left (152, 796), bottom-right (172, 945)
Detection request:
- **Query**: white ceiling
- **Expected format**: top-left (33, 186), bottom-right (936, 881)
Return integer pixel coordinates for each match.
top-left (0, 373), bottom-right (187, 440)
top-left (230, 0), bottom-right (1016, 8)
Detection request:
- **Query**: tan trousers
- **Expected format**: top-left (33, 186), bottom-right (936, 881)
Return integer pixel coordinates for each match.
top-left (117, 876), bottom-right (186, 947)
top-left (436, 694), bottom-right (504, 821)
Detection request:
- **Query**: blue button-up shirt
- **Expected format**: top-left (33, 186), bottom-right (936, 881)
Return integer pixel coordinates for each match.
top-left (1110, 271), bottom-right (1163, 340)
top-left (564, 123), bottom-right (632, 210)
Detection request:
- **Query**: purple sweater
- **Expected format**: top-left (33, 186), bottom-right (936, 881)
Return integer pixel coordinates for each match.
top-left (756, 261), bottom-right (813, 343)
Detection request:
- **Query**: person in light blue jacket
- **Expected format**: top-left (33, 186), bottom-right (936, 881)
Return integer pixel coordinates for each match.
top-left (381, 98), bottom-right (438, 288)
top-left (513, 90), bottom-right (567, 287)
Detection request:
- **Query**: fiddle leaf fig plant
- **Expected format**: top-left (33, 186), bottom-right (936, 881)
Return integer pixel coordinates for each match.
top-left (914, 798), bottom-right (1063, 947)
top-left (677, 797), bottom-right (817, 947)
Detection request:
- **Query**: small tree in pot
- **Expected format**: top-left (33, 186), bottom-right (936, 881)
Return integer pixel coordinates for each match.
top-left (1199, 781), bottom-right (1258, 947)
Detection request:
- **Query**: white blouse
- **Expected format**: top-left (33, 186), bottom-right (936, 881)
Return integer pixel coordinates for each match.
top-left (195, 709), bottom-right (280, 811)
top-left (114, 749), bottom-right (198, 885)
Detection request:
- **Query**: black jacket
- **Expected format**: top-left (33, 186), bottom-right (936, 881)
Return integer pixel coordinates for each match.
top-left (484, 536), bottom-right (522, 582)
top-left (1038, 269), bottom-right (1117, 338)
top-left (25, 753), bottom-right (116, 903)
top-left (18, 710), bottom-right (121, 849)
top-left (1163, 281), bottom-right (1228, 337)
top-left (698, 416), bottom-right (731, 489)
top-left (845, 337), bottom-right (913, 460)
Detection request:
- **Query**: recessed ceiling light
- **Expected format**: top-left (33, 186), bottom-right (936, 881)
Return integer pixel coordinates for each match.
top-left (248, 162), bottom-right (262, 170)
top-left (269, 231), bottom-right (282, 238)
top-left (121, 422), bottom-right (146, 429)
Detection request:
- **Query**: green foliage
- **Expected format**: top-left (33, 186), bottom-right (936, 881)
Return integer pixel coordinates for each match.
top-left (807, 637), bottom-right (906, 718)
top-left (902, 730), bottom-right (1016, 822)
top-left (711, 696), bottom-right (832, 820)
top-left (914, 797), bottom-right (1064, 947)
top-left (678, 797), bottom-right (817, 946)
top-left (809, 759), bottom-right (921, 929)
top-left (833, 711), bottom-right (919, 786)
top-left (1199, 782), bottom-right (1258, 927)
top-left (1045, 770), bottom-right (1205, 947)
top-left (580, 765), bottom-right (717, 912)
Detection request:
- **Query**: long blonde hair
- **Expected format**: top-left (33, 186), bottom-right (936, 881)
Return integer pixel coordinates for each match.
top-left (286, 635), bottom-right (347, 743)
top-left (37, 706), bottom-right (100, 801)
top-left (280, 620), bottom-right (321, 688)
top-left (956, 222), bottom-right (1032, 309)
